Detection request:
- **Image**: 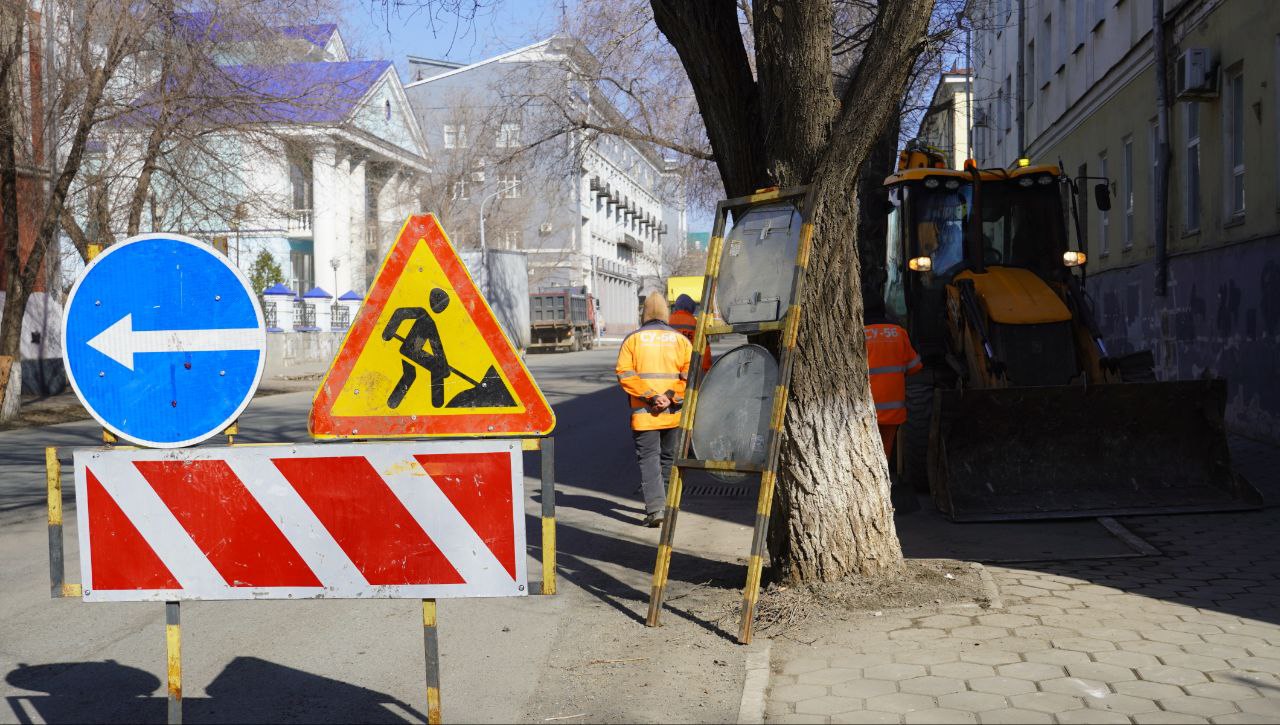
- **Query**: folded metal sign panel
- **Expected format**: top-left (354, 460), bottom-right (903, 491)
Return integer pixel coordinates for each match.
top-left (74, 440), bottom-right (525, 602)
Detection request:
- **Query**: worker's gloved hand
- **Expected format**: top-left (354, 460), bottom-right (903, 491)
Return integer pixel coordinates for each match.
top-left (648, 394), bottom-right (671, 413)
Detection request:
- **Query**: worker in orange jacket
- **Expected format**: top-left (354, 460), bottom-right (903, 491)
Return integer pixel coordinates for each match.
top-left (864, 297), bottom-right (923, 511)
top-left (617, 293), bottom-right (692, 527)
top-left (669, 294), bottom-right (712, 374)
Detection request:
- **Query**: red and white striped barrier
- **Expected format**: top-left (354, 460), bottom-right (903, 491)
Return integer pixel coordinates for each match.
top-left (73, 440), bottom-right (525, 601)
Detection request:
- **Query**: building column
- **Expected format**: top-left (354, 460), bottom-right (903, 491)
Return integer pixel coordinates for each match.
top-left (311, 143), bottom-right (342, 295)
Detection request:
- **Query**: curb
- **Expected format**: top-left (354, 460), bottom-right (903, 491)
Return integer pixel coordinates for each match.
top-left (736, 639), bottom-right (772, 725)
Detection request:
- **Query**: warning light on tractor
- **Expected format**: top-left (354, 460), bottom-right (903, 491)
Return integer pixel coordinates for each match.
top-left (1017, 157), bottom-right (1031, 167)
top-left (1063, 250), bottom-right (1088, 267)
top-left (909, 256), bottom-right (933, 272)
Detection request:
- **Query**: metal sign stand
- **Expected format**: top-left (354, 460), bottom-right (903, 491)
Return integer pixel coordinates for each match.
top-left (645, 185), bottom-right (815, 645)
top-left (45, 432), bottom-right (557, 725)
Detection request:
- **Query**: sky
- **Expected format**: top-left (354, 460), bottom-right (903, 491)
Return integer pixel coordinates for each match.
top-left (340, 0), bottom-right (566, 77)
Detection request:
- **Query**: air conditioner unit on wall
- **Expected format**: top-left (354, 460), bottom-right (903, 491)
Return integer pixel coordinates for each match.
top-left (1175, 48), bottom-right (1217, 99)
top-left (973, 108), bottom-right (990, 128)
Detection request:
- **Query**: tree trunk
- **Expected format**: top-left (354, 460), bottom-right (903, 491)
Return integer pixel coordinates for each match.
top-left (651, 0), bottom-right (934, 581)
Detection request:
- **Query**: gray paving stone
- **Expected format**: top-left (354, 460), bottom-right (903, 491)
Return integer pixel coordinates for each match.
top-left (1144, 629), bottom-right (1209, 646)
top-left (1138, 665), bottom-right (1211, 686)
top-left (1207, 669), bottom-right (1280, 688)
top-left (1113, 679), bottom-right (1185, 700)
top-left (1021, 649), bottom-right (1092, 667)
top-left (1008, 692), bottom-right (1085, 713)
top-left (894, 651), bottom-right (961, 666)
top-left (976, 614), bottom-right (1038, 629)
top-left (831, 679), bottom-right (899, 700)
top-left (949, 626), bottom-right (1010, 641)
top-left (996, 661), bottom-right (1066, 682)
top-left (772, 684), bottom-right (832, 703)
top-left (1075, 627), bottom-right (1143, 642)
top-left (1128, 640), bottom-right (1191, 657)
top-left (1052, 637), bottom-right (1119, 654)
top-left (1208, 714), bottom-right (1265, 725)
top-left (968, 676), bottom-right (1037, 696)
top-left (1158, 695), bottom-right (1241, 718)
top-left (770, 714), bottom-right (830, 724)
top-left (1204, 633), bottom-right (1270, 649)
top-left (1132, 713), bottom-right (1208, 724)
top-left (1055, 710), bottom-right (1130, 724)
top-left (1040, 677), bottom-right (1111, 698)
top-left (781, 658), bottom-right (831, 675)
top-left (1226, 656), bottom-right (1280, 674)
top-left (1159, 653), bottom-right (1230, 671)
top-left (1066, 662), bottom-right (1139, 683)
top-left (937, 691), bottom-right (1008, 712)
top-left (1013, 626), bottom-right (1080, 641)
top-left (1237, 695), bottom-right (1280, 718)
top-left (889, 628), bottom-right (948, 642)
top-left (830, 712), bottom-right (901, 725)
top-left (976, 708), bottom-right (1053, 724)
top-left (864, 692), bottom-right (938, 715)
top-left (1184, 643), bottom-right (1252, 660)
top-left (796, 696), bottom-right (867, 716)
top-left (958, 650), bottom-right (1022, 666)
top-left (1185, 682), bottom-right (1260, 701)
top-left (1094, 651), bottom-right (1162, 669)
top-left (918, 614), bottom-right (973, 629)
top-left (899, 676), bottom-right (965, 696)
top-left (1083, 693), bottom-right (1160, 715)
top-left (865, 663), bottom-right (928, 681)
top-left (1166, 621), bottom-right (1227, 636)
top-left (902, 709), bottom-right (977, 724)
top-left (1006, 604), bottom-right (1065, 617)
top-left (798, 668), bottom-right (866, 686)
top-left (929, 662), bottom-right (996, 680)
top-left (832, 653), bottom-right (897, 669)
top-left (984, 637), bottom-right (1052, 653)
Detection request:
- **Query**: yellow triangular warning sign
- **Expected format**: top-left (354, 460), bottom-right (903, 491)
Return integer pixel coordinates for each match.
top-left (309, 214), bottom-right (555, 438)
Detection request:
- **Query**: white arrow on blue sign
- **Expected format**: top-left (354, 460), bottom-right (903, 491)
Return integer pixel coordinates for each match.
top-left (62, 233), bottom-right (266, 448)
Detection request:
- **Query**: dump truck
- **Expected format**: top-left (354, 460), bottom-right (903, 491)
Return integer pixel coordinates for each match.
top-left (529, 287), bottom-right (596, 352)
top-left (666, 275), bottom-right (705, 305)
top-left (882, 143), bottom-right (1260, 521)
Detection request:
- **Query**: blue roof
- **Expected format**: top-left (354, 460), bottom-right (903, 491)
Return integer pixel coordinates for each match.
top-left (338, 290), bottom-right (363, 301)
top-left (262, 282), bottom-right (295, 296)
top-left (302, 286), bottom-right (331, 299)
top-left (172, 13), bottom-right (337, 48)
top-left (281, 23), bottom-right (338, 47)
top-left (126, 60), bottom-right (391, 126)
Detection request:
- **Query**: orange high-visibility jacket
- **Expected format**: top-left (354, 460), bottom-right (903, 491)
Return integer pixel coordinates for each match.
top-left (865, 322), bottom-right (923, 425)
top-left (616, 321), bottom-right (693, 431)
top-left (668, 309), bottom-right (712, 373)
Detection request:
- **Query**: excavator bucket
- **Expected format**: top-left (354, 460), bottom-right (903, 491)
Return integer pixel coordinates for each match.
top-left (928, 379), bottom-right (1262, 522)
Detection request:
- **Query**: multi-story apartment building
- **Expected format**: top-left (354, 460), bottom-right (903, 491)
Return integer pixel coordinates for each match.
top-left (971, 0), bottom-right (1280, 442)
top-left (404, 37), bottom-right (687, 336)
top-left (917, 68), bottom-right (974, 169)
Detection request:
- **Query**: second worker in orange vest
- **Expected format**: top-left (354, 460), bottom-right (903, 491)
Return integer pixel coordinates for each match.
top-left (864, 299), bottom-right (923, 459)
top-left (669, 294), bottom-right (712, 374)
top-left (617, 293), bottom-right (693, 527)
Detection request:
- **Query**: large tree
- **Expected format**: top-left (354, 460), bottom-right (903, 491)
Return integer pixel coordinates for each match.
top-left (647, 0), bottom-right (937, 581)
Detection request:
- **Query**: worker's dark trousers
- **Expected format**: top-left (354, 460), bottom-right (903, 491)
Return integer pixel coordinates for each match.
top-left (632, 427), bottom-right (679, 516)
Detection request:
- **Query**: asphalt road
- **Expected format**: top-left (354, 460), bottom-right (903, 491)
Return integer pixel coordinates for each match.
top-left (0, 347), bottom-right (756, 724)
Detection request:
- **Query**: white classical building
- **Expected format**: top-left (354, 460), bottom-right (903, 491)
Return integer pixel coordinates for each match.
top-left (404, 37), bottom-right (687, 335)
top-left (916, 68), bottom-right (974, 169)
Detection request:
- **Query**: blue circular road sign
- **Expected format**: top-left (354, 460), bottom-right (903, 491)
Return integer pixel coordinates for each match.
top-left (62, 234), bottom-right (266, 448)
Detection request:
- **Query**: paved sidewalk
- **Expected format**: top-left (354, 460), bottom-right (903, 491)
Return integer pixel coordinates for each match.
top-left (765, 441), bottom-right (1280, 724)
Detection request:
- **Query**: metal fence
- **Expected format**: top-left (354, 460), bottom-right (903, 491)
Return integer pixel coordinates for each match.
top-left (294, 301), bottom-right (316, 329)
top-left (263, 300), bottom-right (277, 328)
top-left (331, 304), bottom-right (350, 330)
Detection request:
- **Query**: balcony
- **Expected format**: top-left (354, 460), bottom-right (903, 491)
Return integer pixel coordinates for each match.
top-left (286, 209), bottom-right (313, 239)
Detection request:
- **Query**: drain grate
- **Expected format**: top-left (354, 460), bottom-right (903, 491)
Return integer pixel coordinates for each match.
top-left (684, 484), bottom-right (754, 498)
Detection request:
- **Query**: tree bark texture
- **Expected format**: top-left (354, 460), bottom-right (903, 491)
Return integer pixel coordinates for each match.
top-left (651, 0), bottom-right (936, 581)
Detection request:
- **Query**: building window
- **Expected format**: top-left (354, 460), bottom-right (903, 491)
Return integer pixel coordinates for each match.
top-left (1027, 40), bottom-right (1036, 107)
top-left (1224, 66), bottom-right (1245, 218)
top-left (1098, 151), bottom-right (1110, 255)
top-left (1003, 76), bottom-right (1012, 132)
top-left (1091, 0), bottom-right (1106, 29)
top-left (1038, 16), bottom-right (1051, 86)
top-left (499, 228), bottom-right (522, 248)
top-left (452, 179), bottom-right (468, 200)
top-left (384, 99), bottom-right (392, 121)
top-left (496, 122), bottom-right (522, 149)
top-left (1148, 118), bottom-right (1158, 246)
top-left (499, 173), bottom-right (521, 198)
top-left (1122, 135), bottom-right (1134, 249)
top-left (287, 152), bottom-right (312, 211)
top-left (1185, 101), bottom-right (1201, 231)
top-left (443, 124), bottom-right (468, 149)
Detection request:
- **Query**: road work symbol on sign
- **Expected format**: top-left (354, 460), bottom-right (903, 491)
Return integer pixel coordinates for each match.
top-left (73, 439), bottom-right (526, 601)
top-left (62, 233), bottom-right (265, 448)
top-left (310, 214), bottom-right (554, 438)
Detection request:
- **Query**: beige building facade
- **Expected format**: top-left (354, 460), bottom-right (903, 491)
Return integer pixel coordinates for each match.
top-left (971, 0), bottom-right (1280, 443)
top-left (917, 69), bottom-right (974, 169)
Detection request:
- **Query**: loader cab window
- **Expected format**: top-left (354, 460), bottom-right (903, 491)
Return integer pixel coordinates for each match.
top-left (884, 190), bottom-right (908, 318)
top-left (979, 180), bottom-right (1068, 278)
top-left (906, 182), bottom-right (971, 278)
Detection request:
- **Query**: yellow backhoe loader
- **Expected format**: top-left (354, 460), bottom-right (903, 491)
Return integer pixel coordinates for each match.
top-left (882, 143), bottom-right (1260, 521)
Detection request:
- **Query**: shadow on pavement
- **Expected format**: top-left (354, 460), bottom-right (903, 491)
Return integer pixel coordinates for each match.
top-left (6, 657), bottom-right (426, 724)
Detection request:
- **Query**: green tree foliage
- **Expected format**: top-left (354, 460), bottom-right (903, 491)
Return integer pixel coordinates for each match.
top-left (248, 250), bottom-right (284, 294)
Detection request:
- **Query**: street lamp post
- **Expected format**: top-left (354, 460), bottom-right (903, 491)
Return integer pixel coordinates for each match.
top-left (329, 257), bottom-right (340, 295)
